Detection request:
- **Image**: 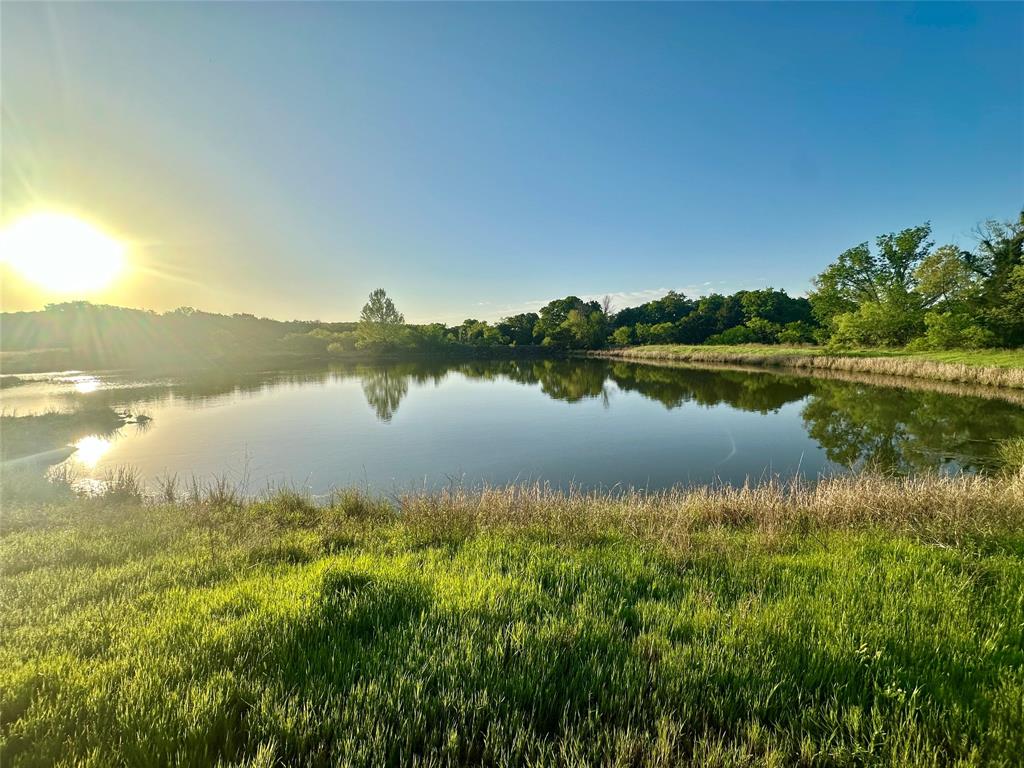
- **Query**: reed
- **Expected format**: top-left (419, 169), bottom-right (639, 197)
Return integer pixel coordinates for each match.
top-left (594, 345), bottom-right (1024, 389)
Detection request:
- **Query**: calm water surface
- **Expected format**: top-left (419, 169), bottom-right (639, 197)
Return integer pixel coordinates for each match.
top-left (4, 359), bottom-right (1023, 493)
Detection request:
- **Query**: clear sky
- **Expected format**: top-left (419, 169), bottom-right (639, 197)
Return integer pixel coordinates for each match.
top-left (2, 2), bottom-right (1021, 323)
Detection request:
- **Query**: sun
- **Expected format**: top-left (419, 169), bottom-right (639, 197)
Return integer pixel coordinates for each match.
top-left (0, 212), bottom-right (126, 294)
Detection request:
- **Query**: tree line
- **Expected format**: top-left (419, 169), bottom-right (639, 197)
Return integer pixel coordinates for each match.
top-left (341, 208), bottom-right (1022, 353)
top-left (1, 209), bottom-right (1020, 370)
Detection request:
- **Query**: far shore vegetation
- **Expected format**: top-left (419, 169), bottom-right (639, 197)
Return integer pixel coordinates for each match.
top-left (1, 210), bottom-right (1021, 375)
top-left (593, 345), bottom-right (1024, 390)
top-left (2, 449), bottom-right (1024, 766)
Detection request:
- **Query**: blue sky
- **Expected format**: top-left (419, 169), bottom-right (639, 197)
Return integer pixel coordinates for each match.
top-left (3, 2), bottom-right (1021, 322)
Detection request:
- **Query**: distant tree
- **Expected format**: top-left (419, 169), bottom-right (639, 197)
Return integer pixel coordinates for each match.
top-left (534, 296), bottom-right (605, 348)
top-left (496, 313), bottom-right (538, 346)
top-left (357, 289), bottom-right (408, 350)
top-left (326, 332), bottom-right (359, 354)
top-left (451, 319), bottom-right (503, 345)
top-left (674, 311), bottom-right (719, 344)
top-left (743, 317), bottom-right (782, 343)
top-left (634, 322), bottom-right (676, 345)
top-left (409, 323), bottom-right (450, 350)
top-left (740, 289), bottom-right (813, 327)
top-left (613, 291), bottom-right (692, 328)
top-left (563, 307), bottom-right (608, 348)
top-left (601, 295), bottom-right (615, 318)
top-left (360, 288), bottom-right (404, 325)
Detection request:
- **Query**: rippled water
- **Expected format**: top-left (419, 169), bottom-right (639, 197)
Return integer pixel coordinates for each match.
top-left (3, 359), bottom-right (1022, 493)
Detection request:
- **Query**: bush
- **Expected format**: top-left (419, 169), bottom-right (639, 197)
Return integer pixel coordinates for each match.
top-left (907, 311), bottom-right (997, 351)
top-left (829, 300), bottom-right (922, 348)
top-left (744, 318), bottom-right (782, 343)
top-left (777, 321), bottom-right (817, 344)
top-left (706, 325), bottom-right (758, 345)
top-left (634, 322), bottom-right (676, 345)
top-left (610, 326), bottom-right (634, 346)
top-left (326, 331), bottom-right (359, 354)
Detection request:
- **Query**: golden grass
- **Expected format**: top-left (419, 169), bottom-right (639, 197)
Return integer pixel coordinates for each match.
top-left (6, 462), bottom-right (1023, 550)
top-left (393, 471), bottom-right (1024, 551)
top-left (594, 345), bottom-right (1024, 389)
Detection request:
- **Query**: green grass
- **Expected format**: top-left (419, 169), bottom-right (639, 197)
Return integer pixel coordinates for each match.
top-left (2, 470), bottom-right (1024, 767)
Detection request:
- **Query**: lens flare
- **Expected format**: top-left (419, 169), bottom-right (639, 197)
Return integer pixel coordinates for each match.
top-left (0, 212), bottom-right (126, 293)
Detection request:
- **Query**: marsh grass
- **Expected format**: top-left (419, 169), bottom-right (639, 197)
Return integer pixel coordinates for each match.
top-left (2, 467), bottom-right (1023, 766)
top-left (596, 345), bottom-right (1024, 389)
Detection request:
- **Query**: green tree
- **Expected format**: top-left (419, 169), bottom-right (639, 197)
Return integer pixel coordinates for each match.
top-left (563, 307), bottom-right (608, 348)
top-left (451, 319), bottom-right (503, 346)
top-left (970, 211), bottom-right (1024, 345)
top-left (908, 311), bottom-right (996, 351)
top-left (611, 326), bottom-right (634, 346)
top-left (810, 224), bottom-right (935, 346)
top-left (613, 291), bottom-right (692, 328)
top-left (534, 296), bottom-right (605, 349)
top-left (356, 289), bottom-right (408, 350)
top-left (740, 289), bottom-right (813, 326)
top-left (496, 313), bottom-right (538, 346)
top-left (777, 321), bottom-right (817, 344)
top-left (913, 244), bottom-right (979, 310)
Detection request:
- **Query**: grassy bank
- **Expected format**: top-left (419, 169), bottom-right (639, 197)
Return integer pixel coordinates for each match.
top-left (3, 466), bottom-right (1024, 766)
top-left (592, 345), bottom-right (1024, 389)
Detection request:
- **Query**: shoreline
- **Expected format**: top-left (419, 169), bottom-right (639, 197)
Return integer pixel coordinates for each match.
top-left (590, 345), bottom-right (1024, 389)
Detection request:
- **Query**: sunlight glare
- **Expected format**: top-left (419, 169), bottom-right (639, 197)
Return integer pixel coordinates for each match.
top-left (72, 435), bottom-right (112, 468)
top-left (0, 212), bottom-right (126, 293)
top-left (71, 375), bottom-right (101, 394)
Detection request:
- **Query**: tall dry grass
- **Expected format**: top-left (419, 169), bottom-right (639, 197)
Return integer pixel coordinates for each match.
top-left (395, 471), bottom-right (1024, 550)
top-left (6, 456), bottom-right (1023, 547)
top-left (596, 346), bottom-right (1024, 389)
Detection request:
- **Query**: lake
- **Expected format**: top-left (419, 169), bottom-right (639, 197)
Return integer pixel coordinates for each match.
top-left (4, 358), bottom-right (1023, 494)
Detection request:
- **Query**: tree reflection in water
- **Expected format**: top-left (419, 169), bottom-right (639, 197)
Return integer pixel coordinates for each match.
top-left (448, 359), bottom-right (1024, 474)
top-left (358, 368), bottom-right (411, 423)
top-left (52, 358), bottom-right (1024, 475)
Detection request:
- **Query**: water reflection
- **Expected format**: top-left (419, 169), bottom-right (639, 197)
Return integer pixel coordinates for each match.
top-left (348, 359), bottom-right (1023, 474)
top-left (71, 435), bottom-right (112, 467)
top-left (360, 369), bottom-right (409, 423)
top-left (32, 358), bottom-right (1024, 480)
top-left (71, 375), bottom-right (101, 394)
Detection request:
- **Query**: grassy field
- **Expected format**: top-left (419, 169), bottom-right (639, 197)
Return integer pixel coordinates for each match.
top-left (3, 463), bottom-right (1024, 767)
top-left (592, 346), bottom-right (1024, 389)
